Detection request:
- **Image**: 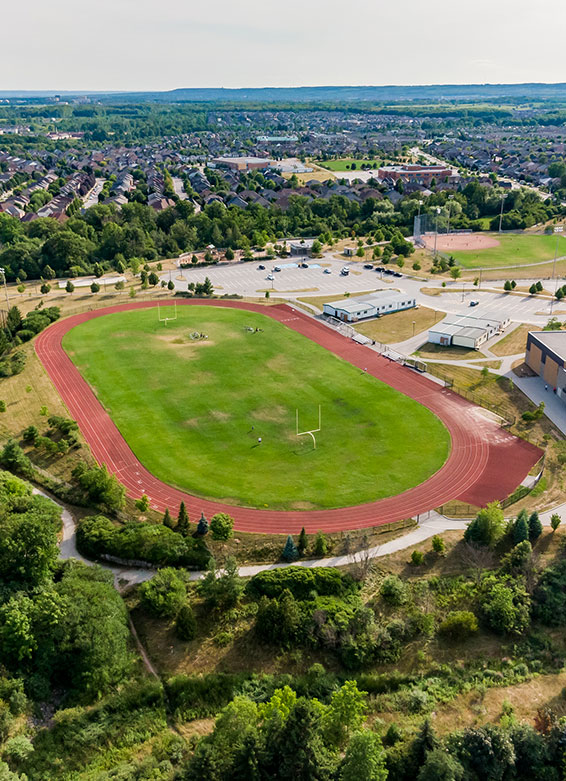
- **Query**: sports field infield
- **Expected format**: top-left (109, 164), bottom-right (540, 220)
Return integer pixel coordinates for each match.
top-left (62, 306), bottom-right (450, 510)
top-left (449, 232), bottom-right (566, 269)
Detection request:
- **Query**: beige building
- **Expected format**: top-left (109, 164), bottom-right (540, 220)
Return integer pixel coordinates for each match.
top-left (525, 331), bottom-right (566, 396)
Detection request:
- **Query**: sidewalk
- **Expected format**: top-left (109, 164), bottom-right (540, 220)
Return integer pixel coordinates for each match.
top-left (510, 373), bottom-right (566, 434)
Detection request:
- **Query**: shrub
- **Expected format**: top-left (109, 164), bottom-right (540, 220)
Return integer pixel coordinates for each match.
top-left (176, 603), bottom-right (197, 640)
top-left (380, 575), bottom-right (408, 606)
top-left (139, 568), bottom-right (186, 617)
top-left (431, 535), bottom-right (446, 555)
top-left (313, 531), bottom-right (328, 557)
top-left (210, 512), bottom-right (234, 541)
top-left (479, 576), bottom-right (531, 634)
top-left (439, 610), bottom-right (479, 640)
top-left (247, 566), bottom-right (356, 600)
top-left (411, 550), bottom-right (425, 566)
top-left (76, 515), bottom-right (211, 569)
top-left (533, 560), bottom-right (566, 626)
top-left (464, 502), bottom-right (505, 548)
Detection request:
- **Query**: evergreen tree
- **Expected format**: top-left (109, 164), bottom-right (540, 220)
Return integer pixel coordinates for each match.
top-left (528, 511), bottom-right (543, 543)
top-left (513, 514), bottom-right (529, 545)
top-left (163, 508), bottom-right (175, 530)
top-left (313, 531), bottom-right (328, 557)
top-left (297, 527), bottom-right (308, 555)
top-left (197, 511), bottom-right (209, 536)
top-left (177, 502), bottom-right (190, 536)
top-left (282, 535), bottom-right (299, 562)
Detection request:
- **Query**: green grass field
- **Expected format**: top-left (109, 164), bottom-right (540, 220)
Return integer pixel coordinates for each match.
top-left (317, 158), bottom-right (380, 172)
top-left (63, 307), bottom-right (450, 510)
top-left (451, 233), bottom-right (566, 269)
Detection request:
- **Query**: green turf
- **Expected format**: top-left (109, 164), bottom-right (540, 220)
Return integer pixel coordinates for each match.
top-left (450, 233), bottom-right (566, 269)
top-left (317, 158), bottom-right (379, 172)
top-left (63, 307), bottom-right (450, 510)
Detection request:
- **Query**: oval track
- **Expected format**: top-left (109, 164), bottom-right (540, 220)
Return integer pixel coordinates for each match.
top-left (34, 300), bottom-right (542, 533)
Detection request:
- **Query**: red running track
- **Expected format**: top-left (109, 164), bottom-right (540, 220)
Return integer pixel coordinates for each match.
top-left (35, 300), bottom-right (542, 534)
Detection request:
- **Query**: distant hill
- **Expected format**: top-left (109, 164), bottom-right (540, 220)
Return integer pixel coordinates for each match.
top-left (3, 83), bottom-right (566, 104)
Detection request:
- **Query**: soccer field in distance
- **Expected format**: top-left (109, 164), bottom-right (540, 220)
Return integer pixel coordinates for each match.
top-left (62, 306), bottom-right (450, 511)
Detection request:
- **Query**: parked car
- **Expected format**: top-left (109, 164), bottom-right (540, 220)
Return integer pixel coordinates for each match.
top-left (469, 300), bottom-right (479, 307)
top-left (393, 271), bottom-right (402, 278)
top-left (364, 263), bottom-right (374, 270)
top-left (266, 274), bottom-right (274, 281)
top-left (299, 262), bottom-right (309, 268)
top-left (274, 266), bottom-right (282, 272)
top-left (258, 264), bottom-right (265, 270)
top-left (323, 268), bottom-right (331, 274)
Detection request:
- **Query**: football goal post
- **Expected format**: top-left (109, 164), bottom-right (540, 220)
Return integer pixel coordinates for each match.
top-left (157, 302), bottom-right (177, 325)
top-left (296, 405), bottom-right (322, 449)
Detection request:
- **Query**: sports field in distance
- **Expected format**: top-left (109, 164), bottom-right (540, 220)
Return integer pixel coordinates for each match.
top-left (427, 232), bottom-right (566, 269)
top-left (62, 307), bottom-right (450, 510)
top-left (317, 158), bottom-right (379, 171)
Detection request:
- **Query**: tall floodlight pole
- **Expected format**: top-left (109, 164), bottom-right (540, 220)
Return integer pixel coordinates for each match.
top-left (433, 207), bottom-right (441, 259)
top-left (498, 193), bottom-right (506, 233)
top-left (447, 194), bottom-right (454, 235)
top-left (550, 225), bottom-right (564, 315)
top-left (0, 267), bottom-right (9, 312)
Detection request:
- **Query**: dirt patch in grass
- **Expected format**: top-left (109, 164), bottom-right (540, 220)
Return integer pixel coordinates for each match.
top-left (210, 410), bottom-right (231, 422)
top-left (252, 405), bottom-right (287, 424)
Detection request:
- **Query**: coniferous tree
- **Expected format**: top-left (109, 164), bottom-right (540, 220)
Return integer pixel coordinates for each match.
top-left (282, 535), bottom-right (299, 562)
top-left (163, 508), bottom-right (175, 530)
top-left (177, 502), bottom-right (190, 536)
top-left (529, 511), bottom-right (543, 543)
top-left (513, 514), bottom-right (529, 545)
top-left (197, 511), bottom-right (209, 536)
top-left (297, 527), bottom-right (308, 555)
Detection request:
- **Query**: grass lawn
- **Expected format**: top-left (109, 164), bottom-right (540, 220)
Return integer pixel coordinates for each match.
top-left (63, 306), bottom-right (449, 511)
top-left (355, 307), bottom-right (446, 344)
top-left (414, 342), bottom-right (484, 361)
top-left (490, 324), bottom-right (534, 356)
top-left (316, 158), bottom-right (380, 172)
top-left (451, 233), bottom-right (566, 269)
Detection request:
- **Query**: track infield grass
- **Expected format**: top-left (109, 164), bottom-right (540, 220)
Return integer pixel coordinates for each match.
top-left (450, 233), bottom-right (566, 269)
top-left (62, 307), bottom-right (450, 510)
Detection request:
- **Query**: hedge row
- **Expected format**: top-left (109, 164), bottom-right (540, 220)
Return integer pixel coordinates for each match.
top-left (246, 565), bottom-right (358, 600)
top-left (76, 514), bottom-right (211, 569)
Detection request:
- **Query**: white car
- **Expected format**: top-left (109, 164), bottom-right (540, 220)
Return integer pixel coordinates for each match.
top-left (323, 268), bottom-right (331, 274)
top-left (266, 274), bottom-right (274, 281)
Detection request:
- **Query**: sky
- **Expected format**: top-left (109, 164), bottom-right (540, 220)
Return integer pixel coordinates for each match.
top-left (5, 0), bottom-right (566, 92)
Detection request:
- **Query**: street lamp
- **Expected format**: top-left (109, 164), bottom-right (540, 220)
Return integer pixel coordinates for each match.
top-left (0, 267), bottom-right (9, 312)
top-left (412, 320), bottom-right (416, 337)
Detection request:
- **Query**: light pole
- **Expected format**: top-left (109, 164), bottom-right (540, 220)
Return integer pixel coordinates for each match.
top-left (412, 320), bottom-right (416, 337)
top-left (550, 225), bottom-right (564, 315)
top-left (433, 207), bottom-right (441, 259)
top-left (498, 192), bottom-right (506, 233)
top-left (446, 195), bottom-right (454, 235)
top-left (0, 267), bottom-right (9, 312)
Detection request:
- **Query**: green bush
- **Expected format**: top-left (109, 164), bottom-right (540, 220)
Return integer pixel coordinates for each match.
top-left (176, 603), bottom-right (197, 640)
top-left (380, 575), bottom-right (408, 606)
top-left (533, 561), bottom-right (566, 626)
top-left (76, 515), bottom-right (211, 569)
top-left (247, 566), bottom-right (357, 600)
top-left (438, 610), bottom-right (479, 640)
top-left (139, 568), bottom-right (186, 617)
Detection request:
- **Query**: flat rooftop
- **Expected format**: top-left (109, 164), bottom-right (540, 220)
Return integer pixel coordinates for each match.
top-left (528, 331), bottom-right (566, 362)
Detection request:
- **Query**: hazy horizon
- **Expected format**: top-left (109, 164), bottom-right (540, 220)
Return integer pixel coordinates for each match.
top-left (5, 0), bottom-right (566, 92)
